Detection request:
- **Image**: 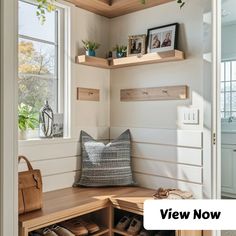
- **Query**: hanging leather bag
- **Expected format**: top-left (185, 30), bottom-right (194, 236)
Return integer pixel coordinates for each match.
top-left (18, 155), bottom-right (43, 214)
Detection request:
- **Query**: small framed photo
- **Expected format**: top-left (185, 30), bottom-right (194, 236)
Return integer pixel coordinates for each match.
top-left (127, 34), bottom-right (146, 56)
top-left (53, 113), bottom-right (64, 138)
top-left (147, 23), bottom-right (179, 53)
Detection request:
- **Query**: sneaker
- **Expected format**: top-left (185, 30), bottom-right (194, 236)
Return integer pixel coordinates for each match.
top-left (52, 225), bottom-right (75, 236)
top-left (116, 216), bottom-right (132, 231)
top-left (127, 218), bottom-right (142, 235)
top-left (61, 220), bottom-right (88, 236)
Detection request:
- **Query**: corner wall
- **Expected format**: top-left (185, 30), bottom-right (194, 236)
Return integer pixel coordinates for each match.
top-left (109, 0), bottom-right (205, 198)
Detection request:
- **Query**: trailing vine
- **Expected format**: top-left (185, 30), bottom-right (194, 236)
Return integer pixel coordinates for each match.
top-left (36, 0), bottom-right (56, 24)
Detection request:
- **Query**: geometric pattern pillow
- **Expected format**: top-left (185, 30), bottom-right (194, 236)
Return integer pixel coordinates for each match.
top-left (73, 129), bottom-right (135, 187)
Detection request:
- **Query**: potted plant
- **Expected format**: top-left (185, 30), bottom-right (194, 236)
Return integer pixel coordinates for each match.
top-left (113, 45), bottom-right (127, 58)
top-left (82, 40), bottom-right (100, 57)
top-left (18, 103), bottom-right (39, 140)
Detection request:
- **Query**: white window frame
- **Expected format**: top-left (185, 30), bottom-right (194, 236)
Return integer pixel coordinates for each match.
top-left (18, 0), bottom-right (71, 138)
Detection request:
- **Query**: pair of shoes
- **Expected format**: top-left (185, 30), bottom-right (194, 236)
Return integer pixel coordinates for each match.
top-left (34, 225), bottom-right (75, 236)
top-left (61, 218), bottom-right (100, 236)
top-left (127, 217), bottom-right (142, 235)
top-left (116, 216), bottom-right (132, 231)
top-left (116, 216), bottom-right (142, 235)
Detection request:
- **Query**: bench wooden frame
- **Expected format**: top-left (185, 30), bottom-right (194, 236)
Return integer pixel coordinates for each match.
top-left (19, 187), bottom-right (202, 236)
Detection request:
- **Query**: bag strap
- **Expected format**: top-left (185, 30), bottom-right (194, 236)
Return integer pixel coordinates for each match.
top-left (18, 156), bottom-right (33, 171)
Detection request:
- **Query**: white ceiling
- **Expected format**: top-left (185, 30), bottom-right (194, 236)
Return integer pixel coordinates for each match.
top-left (222, 0), bottom-right (236, 24)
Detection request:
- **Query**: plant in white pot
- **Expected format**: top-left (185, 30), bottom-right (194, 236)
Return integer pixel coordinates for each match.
top-left (18, 103), bottom-right (39, 140)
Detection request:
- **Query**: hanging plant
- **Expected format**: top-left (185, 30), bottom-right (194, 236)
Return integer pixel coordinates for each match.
top-left (36, 0), bottom-right (56, 24)
top-left (141, 0), bottom-right (186, 8)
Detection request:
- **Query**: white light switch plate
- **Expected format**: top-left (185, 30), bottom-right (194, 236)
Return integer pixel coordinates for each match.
top-left (182, 108), bottom-right (199, 125)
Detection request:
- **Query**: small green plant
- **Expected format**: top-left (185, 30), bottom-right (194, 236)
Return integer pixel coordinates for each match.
top-left (18, 103), bottom-right (39, 131)
top-left (82, 40), bottom-right (101, 51)
top-left (36, 0), bottom-right (56, 24)
top-left (113, 45), bottom-right (127, 53)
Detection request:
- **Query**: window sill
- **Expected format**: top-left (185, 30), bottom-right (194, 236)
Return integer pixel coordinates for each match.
top-left (18, 137), bottom-right (78, 146)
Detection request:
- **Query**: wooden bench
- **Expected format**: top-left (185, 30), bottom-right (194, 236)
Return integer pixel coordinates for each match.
top-left (19, 187), bottom-right (202, 236)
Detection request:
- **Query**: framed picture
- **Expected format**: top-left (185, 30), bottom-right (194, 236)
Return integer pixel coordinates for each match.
top-left (127, 34), bottom-right (146, 56)
top-left (147, 23), bottom-right (179, 53)
top-left (53, 113), bottom-right (64, 138)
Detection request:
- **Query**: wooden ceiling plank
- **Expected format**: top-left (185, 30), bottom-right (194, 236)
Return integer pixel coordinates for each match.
top-left (66, 0), bottom-right (174, 18)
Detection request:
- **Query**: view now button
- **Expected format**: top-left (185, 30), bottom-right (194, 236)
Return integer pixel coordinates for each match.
top-left (144, 200), bottom-right (236, 230)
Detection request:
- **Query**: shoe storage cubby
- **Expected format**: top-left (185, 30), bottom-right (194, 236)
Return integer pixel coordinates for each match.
top-left (112, 208), bottom-right (175, 236)
top-left (28, 207), bottom-right (110, 236)
top-left (19, 187), bottom-right (202, 236)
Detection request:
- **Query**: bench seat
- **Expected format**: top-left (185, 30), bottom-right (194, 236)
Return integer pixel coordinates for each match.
top-left (19, 186), bottom-right (155, 235)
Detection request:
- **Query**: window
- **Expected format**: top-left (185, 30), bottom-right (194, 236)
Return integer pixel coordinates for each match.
top-left (221, 61), bottom-right (236, 119)
top-left (18, 0), bottom-right (64, 114)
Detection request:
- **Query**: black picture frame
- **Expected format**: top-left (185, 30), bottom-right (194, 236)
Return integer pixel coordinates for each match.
top-left (147, 23), bottom-right (179, 53)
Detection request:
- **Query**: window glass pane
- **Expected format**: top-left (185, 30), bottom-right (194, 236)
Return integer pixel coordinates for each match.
top-left (225, 112), bottom-right (231, 118)
top-left (18, 75), bottom-right (58, 114)
top-left (221, 82), bottom-right (225, 92)
top-left (19, 1), bottom-right (56, 43)
top-left (19, 38), bottom-right (56, 76)
top-left (225, 92), bottom-right (231, 111)
top-left (232, 82), bottom-right (236, 91)
top-left (232, 61), bottom-right (236, 81)
top-left (225, 62), bottom-right (231, 81)
top-left (221, 92), bottom-right (225, 112)
top-left (225, 82), bottom-right (231, 92)
top-left (221, 63), bottom-right (225, 81)
top-left (232, 92), bottom-right (236, 111)
top-left (221, 112), bottom-right (225, 119)
top-left (18, 38), bottom-right (58, 113)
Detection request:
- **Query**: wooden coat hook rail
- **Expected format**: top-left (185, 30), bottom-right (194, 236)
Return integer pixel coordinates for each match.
top-left (77, 87), bottom-right (100, 101)
top-left (120, 85), bottom-right (188, 102)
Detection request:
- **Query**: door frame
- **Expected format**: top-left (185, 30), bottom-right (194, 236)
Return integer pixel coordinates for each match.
top-left (212, 0), bottom-right (222, 201)
top-left (0, 0), bottom-right (18, 235)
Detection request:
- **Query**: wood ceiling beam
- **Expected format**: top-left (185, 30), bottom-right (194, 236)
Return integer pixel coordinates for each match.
top-left (66, 0), bottom-right (174, 18)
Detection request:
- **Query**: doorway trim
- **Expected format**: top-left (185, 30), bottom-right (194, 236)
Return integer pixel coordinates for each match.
top-left (0, 0), bottom-right (18, 235)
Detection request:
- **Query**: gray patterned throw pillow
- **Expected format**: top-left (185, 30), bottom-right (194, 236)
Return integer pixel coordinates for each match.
top-left (74, 129), bottom-right (135, 187)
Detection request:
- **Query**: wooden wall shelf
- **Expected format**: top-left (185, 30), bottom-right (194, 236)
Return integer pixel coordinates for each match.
top-left (65, 0), bottom-right (174, 18)
top-left (120, 85), bottom-right (188, 101)
top-left (76, 50), bottom-right (184, 69)
top-left (77, 87), bottom-right (100, 101)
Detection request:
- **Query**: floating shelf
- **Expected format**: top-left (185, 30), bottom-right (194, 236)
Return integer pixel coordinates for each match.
top-left (76, 50), bottom-right (184, 69)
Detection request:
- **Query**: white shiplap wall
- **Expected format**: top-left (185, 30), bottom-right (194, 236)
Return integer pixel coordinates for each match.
top-left (111, 127), bottom-right (203, 198)
top-left (18, 127), bottom-right (109, 192)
